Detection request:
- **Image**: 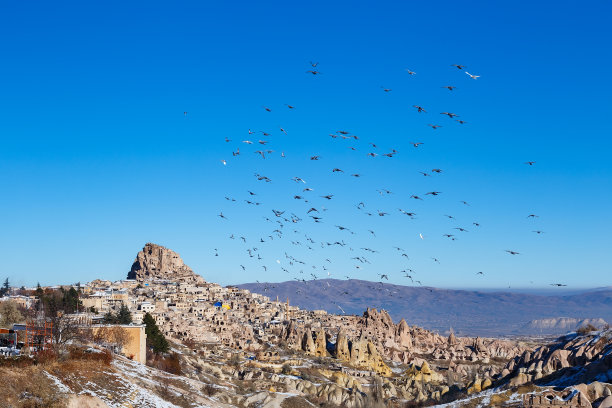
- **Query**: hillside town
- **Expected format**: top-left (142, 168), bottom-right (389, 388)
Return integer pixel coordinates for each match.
top-left (1, 243), bottom-right (611, 408)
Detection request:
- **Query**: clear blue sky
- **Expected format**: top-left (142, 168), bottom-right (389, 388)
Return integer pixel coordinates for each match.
top-left (0, 1), bottom-right (610, 289)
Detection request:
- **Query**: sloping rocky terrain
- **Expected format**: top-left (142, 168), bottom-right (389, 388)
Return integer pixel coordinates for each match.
top-left (499, 328), bottom-right (612, 389)
top-left (3, 329), bottom-right (611, 408)
top-left (5, 243), bottom-right (610, 407)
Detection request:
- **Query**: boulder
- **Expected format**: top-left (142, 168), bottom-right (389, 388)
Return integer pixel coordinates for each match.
top-left (599, 396), bottom-right (612, 408)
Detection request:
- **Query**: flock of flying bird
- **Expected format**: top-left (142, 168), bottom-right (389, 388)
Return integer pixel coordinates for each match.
top-left (208, 62), bottom-right (564, 307)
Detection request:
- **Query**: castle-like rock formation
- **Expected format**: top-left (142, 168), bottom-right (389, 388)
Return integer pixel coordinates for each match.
top-left (127, 243), bottom-right (205, 284)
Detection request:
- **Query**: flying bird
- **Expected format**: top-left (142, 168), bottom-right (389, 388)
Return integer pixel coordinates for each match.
top-left (452, 64), bottom-right (466, 70)
top-left (505, 250), bottom-right (520, 255)
top-left (465, 71), bottom-right (480, 79)
top-left (441, 112), bottom-right (459, 118)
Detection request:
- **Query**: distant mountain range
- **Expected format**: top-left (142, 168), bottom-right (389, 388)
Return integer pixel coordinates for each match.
top-left (236, 279), bottom-right (612, 337)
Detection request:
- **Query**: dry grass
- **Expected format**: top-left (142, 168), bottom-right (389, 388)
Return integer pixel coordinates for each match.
top-left (0, 346), bottom-right (116, 408)
top-left (201, 383), bottom-right (219, 397)
top-left (155, 377), bottom-right (193, 408)
top-left (0, 365), bottom-right (67, 407)
top-left (68, 347), bottom-right (112, 365)
top-left (281, 396), bottom-right (314, 408)
top-left (576, 324), bottom-right (598, 335)
top-left (516, 383), bottom-right (538, 394)
top-left (147, 351), bottom-right (182, 375)
top-left (490, 393), bottom-right (511, 405)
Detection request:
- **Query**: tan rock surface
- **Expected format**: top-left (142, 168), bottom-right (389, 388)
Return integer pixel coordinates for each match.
top-left (127, 243), bottom-right (204, 283)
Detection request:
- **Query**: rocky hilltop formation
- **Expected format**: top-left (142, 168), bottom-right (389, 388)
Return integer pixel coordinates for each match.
top-left (360, 308), bottom-right (524, 365)
top-left (282, 322), bottom-right (392, 376)
top-left (127, 243), bottom-right (205, 284)
top-left (499, 328), bottom-right (612, 389)
top-left (281, 306), bottom-right (528, 392)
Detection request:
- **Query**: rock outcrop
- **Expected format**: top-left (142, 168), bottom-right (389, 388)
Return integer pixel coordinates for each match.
top-left (282, 324), bottom-right (392, 376)
top-left (348, 337), bottom-right (392, 376)
top-left (359, 308), bottom-right (526, 366)
top-left (500, 328), bottom-right (612, 387)
top-left (127, 243), bottom-right (204, 284)
top-left (335, 330), bottom-right (351, 361)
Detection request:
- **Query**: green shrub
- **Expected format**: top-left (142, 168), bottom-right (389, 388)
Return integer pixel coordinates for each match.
top-left (281, 363), bottom-right (292, 375)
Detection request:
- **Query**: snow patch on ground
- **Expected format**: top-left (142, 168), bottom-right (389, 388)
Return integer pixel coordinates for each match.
top-left (43, 371), bottom-right (72, 393)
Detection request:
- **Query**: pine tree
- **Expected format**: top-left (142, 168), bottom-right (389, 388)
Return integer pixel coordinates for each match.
top-left (117, 303), bottom-right (132, 324)
top-left (103, 310), bottom-right (117, 324)
top-left (64, 286), bottom-right (80, 313)
top-left (143, 312), bottom-right (169, 353)
top-left (0, 278), bottom-right (9, 297)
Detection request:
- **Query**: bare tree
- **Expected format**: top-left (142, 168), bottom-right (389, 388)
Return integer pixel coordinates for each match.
top-left (93, 326), bottom-right (130, 355)
top-left (48, 312), bottom-right (86, 354)
top-left (110, 326), bottom-right (130, 353)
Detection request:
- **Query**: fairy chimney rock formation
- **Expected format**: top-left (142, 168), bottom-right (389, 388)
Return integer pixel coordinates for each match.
top-left (335, 331), bottom-right (351, 361)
